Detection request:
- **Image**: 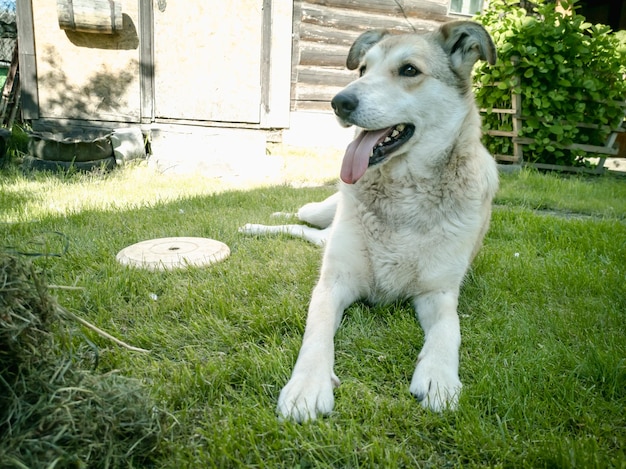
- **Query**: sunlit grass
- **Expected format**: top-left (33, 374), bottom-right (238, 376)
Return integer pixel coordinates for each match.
top-left (0, 144), bottom-right (344, 223)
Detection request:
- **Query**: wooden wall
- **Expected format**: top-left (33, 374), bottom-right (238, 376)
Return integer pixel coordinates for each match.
top-left (29, 0), bottom-right (142, 123)
top-left (20, 0), bottom-right (292, 130)
top-left (291, 0), bottom-right (457, 111)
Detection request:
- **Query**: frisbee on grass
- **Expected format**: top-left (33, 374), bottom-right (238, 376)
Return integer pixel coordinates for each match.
top-left (116, 237), bottom-right (230, 270)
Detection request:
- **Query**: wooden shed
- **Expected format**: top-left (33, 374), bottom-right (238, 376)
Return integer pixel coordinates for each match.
top-left (16, 0), bottom-right (481, 162)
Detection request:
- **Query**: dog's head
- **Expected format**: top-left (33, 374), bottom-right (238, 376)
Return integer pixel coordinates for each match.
top-left (334, 21), bottom-right (496, 184)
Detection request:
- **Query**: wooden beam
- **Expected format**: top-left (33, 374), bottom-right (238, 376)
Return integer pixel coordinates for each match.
top-left (304, 0), bottom-right (449, 22)
top-left (301, 3), bottom-right (436, 34)
top-left (139, 0), bottom-right (154, 124)
top-left (15, 0), bottom-right (38, 120)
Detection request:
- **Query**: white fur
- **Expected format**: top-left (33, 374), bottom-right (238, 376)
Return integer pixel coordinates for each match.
top-left (241, 23), bottom-right (499, 422)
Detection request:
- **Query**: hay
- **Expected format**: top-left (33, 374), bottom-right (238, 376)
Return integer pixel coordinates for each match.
top-left (0, 254), bottom-right (164, 468)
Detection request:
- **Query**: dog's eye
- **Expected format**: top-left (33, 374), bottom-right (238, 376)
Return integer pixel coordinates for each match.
top-left (359, 65), bottom-right (366, 77)
top-left (399, 64), bottom-right (420, 77)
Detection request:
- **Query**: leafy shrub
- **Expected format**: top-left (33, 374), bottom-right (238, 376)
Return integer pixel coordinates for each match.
top-left (474, 0), bottom-right (626, 167)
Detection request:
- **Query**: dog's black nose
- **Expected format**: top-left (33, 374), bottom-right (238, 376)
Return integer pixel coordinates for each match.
top-left (331, 92), bottom-right (359, 120)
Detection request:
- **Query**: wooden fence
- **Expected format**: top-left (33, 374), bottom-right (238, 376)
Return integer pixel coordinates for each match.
top-left (481, 82), bottom-right (626, 174)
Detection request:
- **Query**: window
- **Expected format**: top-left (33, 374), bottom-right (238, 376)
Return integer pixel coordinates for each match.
top-left (449, 0), bottom-right (483, 16)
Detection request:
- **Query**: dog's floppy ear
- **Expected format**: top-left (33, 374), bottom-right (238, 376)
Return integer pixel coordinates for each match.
top-left (346, 29), bottom-right (390, 70)
top-left (437, 21), bottom-right (496, 76)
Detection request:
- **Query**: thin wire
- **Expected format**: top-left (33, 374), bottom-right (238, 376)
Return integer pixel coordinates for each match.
top-left (393, 0), bottom-right (417, 32)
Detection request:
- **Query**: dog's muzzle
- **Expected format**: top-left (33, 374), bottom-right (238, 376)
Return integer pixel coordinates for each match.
top-left (332, 91), bottom-right (415, 184)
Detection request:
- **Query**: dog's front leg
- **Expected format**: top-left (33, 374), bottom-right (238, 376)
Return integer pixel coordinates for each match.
top-left (410, 290), bottom-right (463, 411)
top-left (277, 277), bottom-right (357, 422)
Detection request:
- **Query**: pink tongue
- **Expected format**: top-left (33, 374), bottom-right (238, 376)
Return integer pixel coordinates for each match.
top-left (340, 128), bottom-right (392, 184)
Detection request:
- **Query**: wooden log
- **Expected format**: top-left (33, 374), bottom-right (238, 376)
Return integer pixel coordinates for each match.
top-left (300, 23), bottom-right (360, 47)
top-left (301, 3), bottom-right (438, 34)
top-left (57, 0), bottom-right (123, 34)
top-left (303, 0), bottom-right (450, 22)
top-left (296, 65), bottom-right (355, 87)
top-left (293, 100), bottom-right (335, 112)
top-left (299, 42), bottom-right (350, 68)
top-left (295, 83), bottom-right (345, 103)
top-left (493, 154), bottom-right (519, 163)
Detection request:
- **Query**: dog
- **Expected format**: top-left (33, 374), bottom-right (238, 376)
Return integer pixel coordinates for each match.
top-left (241, 20), bottom-right (498, 422)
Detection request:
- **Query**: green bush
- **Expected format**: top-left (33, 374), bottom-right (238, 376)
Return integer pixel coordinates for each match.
top-left (474, 0), bottom-right (626, 167)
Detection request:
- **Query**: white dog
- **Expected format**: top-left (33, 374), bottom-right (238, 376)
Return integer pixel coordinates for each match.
top-left (242, 21), bottom-right (498, 422)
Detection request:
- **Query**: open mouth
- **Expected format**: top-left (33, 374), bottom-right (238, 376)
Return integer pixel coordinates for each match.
top-left (368, 124), bottom-right (415, 167)
top-left (340, 123), bottom-right (415, 184)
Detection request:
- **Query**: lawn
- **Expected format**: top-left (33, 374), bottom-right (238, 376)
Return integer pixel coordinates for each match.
top-left (1, 152), bottom-right (625, 468)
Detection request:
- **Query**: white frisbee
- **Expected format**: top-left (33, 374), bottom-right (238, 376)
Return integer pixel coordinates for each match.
top-left (116, 237), bottom-right (230, 270)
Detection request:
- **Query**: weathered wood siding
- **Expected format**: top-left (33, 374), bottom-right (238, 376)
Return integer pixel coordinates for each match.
top-left (31, 0), bottom-right (142, 123)
top-left (292, 0), bottom-right (457, 111)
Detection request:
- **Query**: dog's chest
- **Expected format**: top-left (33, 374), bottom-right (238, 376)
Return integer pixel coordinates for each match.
top-left (349, 182), bottom-right (473, 299)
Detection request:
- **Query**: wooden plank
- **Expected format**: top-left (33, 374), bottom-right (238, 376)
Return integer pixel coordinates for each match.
top-left (514, 137), bottom-right (619, 155)
top-left (139, 0), bottom-right (154, 123)
top-left (296, 83), bottom-right (345, 103)
top-left (304, 0), bottom-right (449, 21)
top-left (16, 0), bottom-right (38, 120)
top-left (300, 17), bottom-right (441, 46)
top-left (300, 23), bottom-right (360, 47)
top-left (562, 143), bottom-right (618, 155)
top-left (480, 108), bottom-right (517, 115)
top-left (516, 115), bottom-right (624, 133)
top-left (291, 0), bottom-right (303, 91)
top-left (261, 0), bottom-right (272, 116)
top-left (293, 99), bottom-right (335, 112)
top-left (511, 81), bottom-right (523, 163)
top-left (526, 162), bottom-right (606, 174)
top-left (300, 41), bottom-right (350, 67)
top-left (493, 154), bottom-right (519, 163)
top-left (260, 0), bottom-right (293, 128)
top-left (296, 65), bottom-right (355, 87)
top-left (301, 3), bottom-right (437, 34)
top-left (485, 129), bottom-right (516, 137)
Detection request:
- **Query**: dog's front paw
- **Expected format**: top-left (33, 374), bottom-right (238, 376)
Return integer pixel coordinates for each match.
top-left (410, 356), bottom-right (461, 412)
top-left (277, 371), bottom-right (340, 423)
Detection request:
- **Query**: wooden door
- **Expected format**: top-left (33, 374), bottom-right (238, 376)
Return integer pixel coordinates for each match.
top-left (153, 1), bottom-right (263, 123)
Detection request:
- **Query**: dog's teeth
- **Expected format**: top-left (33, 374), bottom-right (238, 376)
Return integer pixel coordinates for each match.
top-left (391, 130), bottom-right (399, 138)
top-left (396, 124), bottom-right (405, 132)
top-left (383, 137), bottom-right (392, 143)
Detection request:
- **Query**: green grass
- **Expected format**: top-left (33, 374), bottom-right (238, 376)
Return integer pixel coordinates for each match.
top-left (1, 160), bottom-right (625, 468)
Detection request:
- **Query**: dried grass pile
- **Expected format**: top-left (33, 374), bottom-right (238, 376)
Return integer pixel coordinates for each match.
top-left (0, 253), bottom-right (164, 468)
